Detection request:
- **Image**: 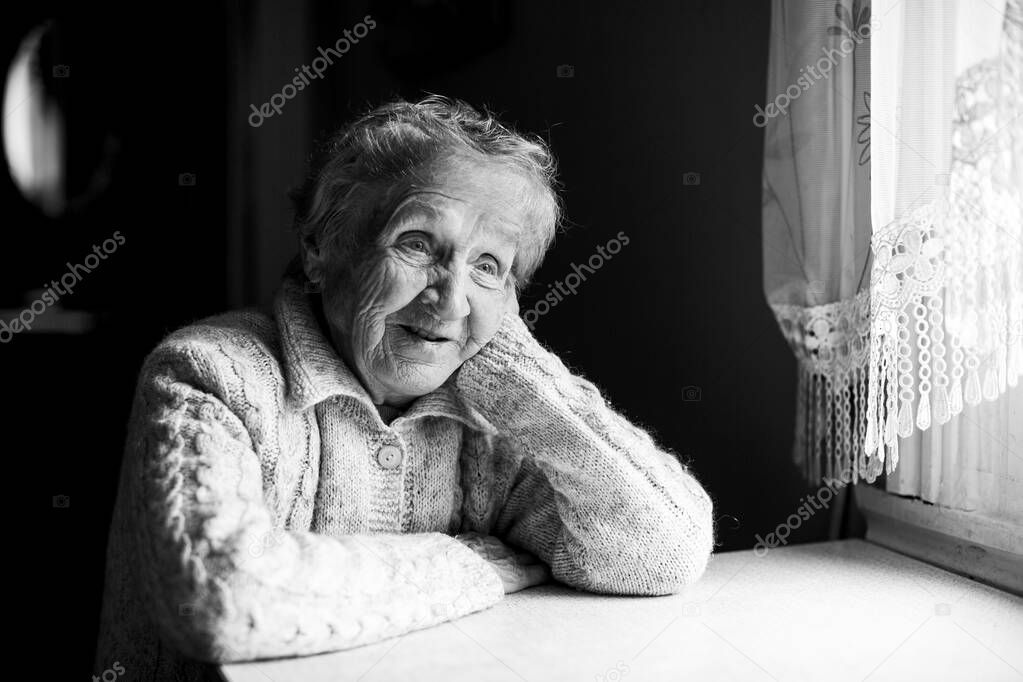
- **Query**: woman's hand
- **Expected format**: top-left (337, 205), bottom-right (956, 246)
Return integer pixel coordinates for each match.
top-left (456, 532), bottom-right (550, 594)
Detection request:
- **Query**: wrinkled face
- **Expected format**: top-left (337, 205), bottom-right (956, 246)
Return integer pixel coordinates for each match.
top-left (316, 154), bottom-right (531, 407)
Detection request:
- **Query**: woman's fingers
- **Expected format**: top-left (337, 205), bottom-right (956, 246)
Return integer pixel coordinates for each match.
top-left (455, 533), bottom-right (550, 593)
top-left (505, 561), bottom-right (550, 593)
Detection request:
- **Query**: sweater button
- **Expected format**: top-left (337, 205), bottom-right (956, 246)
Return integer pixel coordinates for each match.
top-left (376, 444), bottom-right (403, 470)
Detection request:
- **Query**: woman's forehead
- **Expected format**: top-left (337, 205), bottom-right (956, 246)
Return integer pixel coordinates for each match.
top-left (412, 154), bottom-right (535, 220)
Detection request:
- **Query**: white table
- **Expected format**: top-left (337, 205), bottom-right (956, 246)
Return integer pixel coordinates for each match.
top-left (220, 539), bottom-right (1023, 681)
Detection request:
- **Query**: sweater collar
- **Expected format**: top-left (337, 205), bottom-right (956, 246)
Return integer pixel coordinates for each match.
top-left (273, 274), bottom-right (497, 435)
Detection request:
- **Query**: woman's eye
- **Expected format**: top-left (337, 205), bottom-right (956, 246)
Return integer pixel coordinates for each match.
top-left (398, 234), bottom-right (431, 254)
top-left (475, 257), bottom-right (500, 277)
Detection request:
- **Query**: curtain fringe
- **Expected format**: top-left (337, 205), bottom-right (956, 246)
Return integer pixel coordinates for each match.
top-left (773, 289), bottom-right (874, 483)
top-left (793, 357), bottom-right (875, 485)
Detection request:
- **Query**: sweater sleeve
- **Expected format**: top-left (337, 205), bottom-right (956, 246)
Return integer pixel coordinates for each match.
top-left (127, 345), bottom-right (504, 664)
top-left (455, 313), bottom-right (715, 596)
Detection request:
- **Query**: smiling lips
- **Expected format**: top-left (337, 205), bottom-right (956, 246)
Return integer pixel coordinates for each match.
top-left (399, 324), bottom-right (452, 343)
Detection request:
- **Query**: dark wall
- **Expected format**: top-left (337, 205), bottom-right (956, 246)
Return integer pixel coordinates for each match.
top-left (3, 2), bottom-right (230, 679)
top-left (1, 2), bottom-right (840, 679)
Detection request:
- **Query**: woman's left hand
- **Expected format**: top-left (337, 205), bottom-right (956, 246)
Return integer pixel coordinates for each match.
top-left (456, 532), bottom-right (550, 594)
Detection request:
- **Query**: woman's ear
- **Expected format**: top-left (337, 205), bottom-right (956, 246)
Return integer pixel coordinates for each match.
top-left (299, 232), bottom-right (330, 291)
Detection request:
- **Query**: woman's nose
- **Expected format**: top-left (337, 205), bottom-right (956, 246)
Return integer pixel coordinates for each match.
top-left (419, 270), bottom-right (470, 320)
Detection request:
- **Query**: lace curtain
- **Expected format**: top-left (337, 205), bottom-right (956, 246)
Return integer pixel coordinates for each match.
top-left (762, 0), bottom-right (1023, 486)
top-left (866, 0), bottom-right (1022, 482)
top-left (761, 0), bottom-right (875, 483)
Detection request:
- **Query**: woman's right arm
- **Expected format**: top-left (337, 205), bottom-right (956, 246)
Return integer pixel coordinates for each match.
top-left (128, 345), bottom-right (503, 663)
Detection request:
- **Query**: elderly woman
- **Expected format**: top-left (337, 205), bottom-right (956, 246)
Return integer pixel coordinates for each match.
top-left (94, 96), bottom-right (715, 679)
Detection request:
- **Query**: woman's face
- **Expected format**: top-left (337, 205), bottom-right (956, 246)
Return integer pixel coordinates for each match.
top-left (317, 154), bottom-right (531, 407)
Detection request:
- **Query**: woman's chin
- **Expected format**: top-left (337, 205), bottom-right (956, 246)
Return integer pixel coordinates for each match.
top-left (373, 356), bottom-right (456, 403)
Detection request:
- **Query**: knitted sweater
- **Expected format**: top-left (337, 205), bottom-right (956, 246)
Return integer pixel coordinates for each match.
top-left (93, 274), bottom-right (714, 680)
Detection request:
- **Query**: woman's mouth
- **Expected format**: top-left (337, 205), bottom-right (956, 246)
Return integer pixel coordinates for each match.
top-left (398, 324), bottom-right (449, 343)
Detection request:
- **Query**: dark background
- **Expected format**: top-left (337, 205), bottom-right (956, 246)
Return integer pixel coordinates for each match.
top-left (1, 1), bottom-right (852, 678)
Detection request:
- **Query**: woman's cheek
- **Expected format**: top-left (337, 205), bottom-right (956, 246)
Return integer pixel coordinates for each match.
top-left (364, 256), bottom-right (429, 314)
top-left (467, 289), bottom-right (507, 344)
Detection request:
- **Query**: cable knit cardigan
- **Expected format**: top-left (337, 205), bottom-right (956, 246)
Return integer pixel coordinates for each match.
top-left (94, 274), bottom-right (714, 680)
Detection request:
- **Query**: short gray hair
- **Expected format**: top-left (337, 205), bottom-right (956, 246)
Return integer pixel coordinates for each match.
top-left (289, 95), bottom-right (561, 287)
